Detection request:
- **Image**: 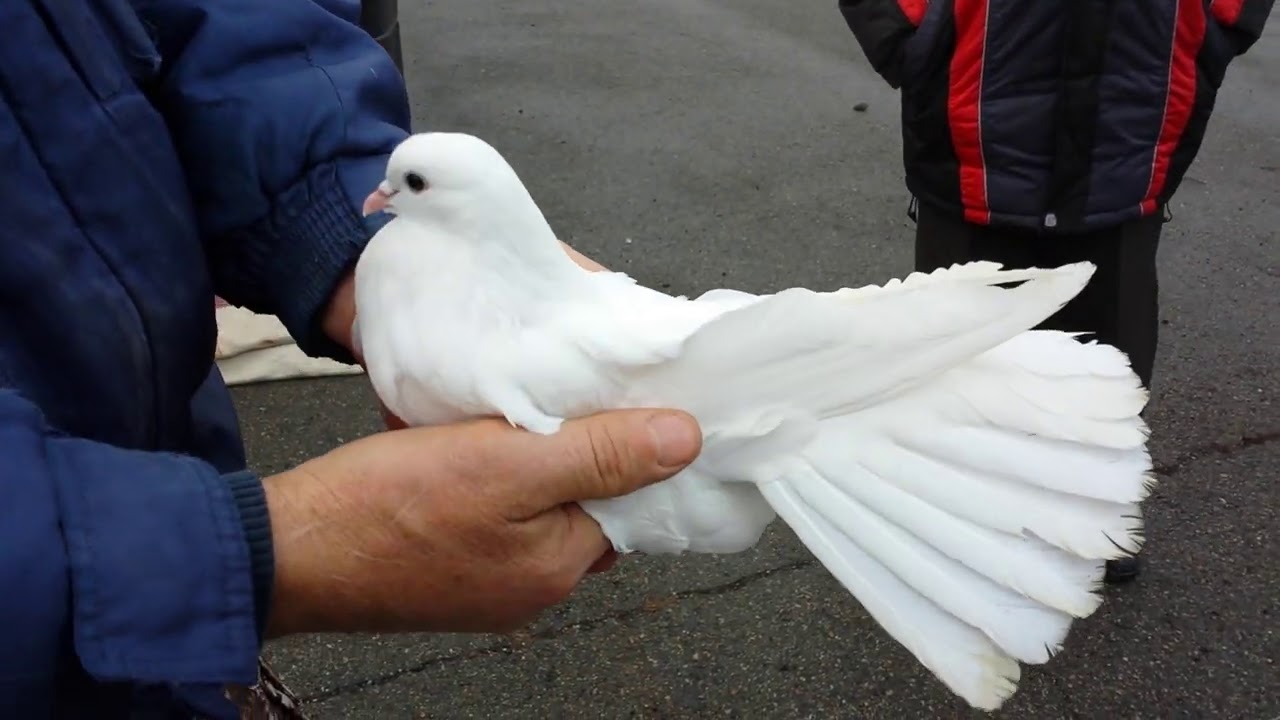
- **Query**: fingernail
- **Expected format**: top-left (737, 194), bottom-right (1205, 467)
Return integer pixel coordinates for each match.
top-left (648, 412), bottom-right (701, 469)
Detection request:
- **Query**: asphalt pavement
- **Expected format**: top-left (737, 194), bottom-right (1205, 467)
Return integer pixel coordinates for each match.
top-left (235, 2), bottom-right (1280, 717)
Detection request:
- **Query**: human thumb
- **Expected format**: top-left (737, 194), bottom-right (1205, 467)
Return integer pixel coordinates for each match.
top-left (524, 409), bottom-right (702, 509)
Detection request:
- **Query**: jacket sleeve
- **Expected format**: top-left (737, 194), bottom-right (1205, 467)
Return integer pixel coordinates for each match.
top-left (0, 390), bottom-right (269, 691)
top-left (1211, 0), bottom-right (1275, 56)
top-left (137, 0), bottom-right (413, 362)
top-left (838, 0), bottom-right (923, 88)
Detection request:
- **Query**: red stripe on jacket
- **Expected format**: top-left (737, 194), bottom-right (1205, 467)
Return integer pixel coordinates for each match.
top-left (948, 0), bottom-right (991, 225)
top-left (1210, 0), bottom-right (1245, 25)
top-left (1142, 0), bottom-right (1207, 215)
top-left (897, 0), bottom-right (928, 26)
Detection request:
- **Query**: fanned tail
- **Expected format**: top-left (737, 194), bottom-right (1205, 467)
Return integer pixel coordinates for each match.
top-left (631, 261), bottom-right (1152, 711)
top-left (772, 326), bottom-right (1150, 708)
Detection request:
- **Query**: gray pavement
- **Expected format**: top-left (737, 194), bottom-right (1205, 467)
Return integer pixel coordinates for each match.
top-left (237, 2), bottom-right (1280, 717)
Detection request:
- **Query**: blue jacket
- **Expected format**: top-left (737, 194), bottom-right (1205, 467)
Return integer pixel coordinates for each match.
top-left (0, 0), bottom-right (410, 717)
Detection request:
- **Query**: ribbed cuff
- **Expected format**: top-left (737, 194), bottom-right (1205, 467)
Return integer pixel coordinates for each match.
top-left (263, 163), bottom-right (373, 364)
top-left (226, 470), bottom-right (274, 641)
top-left (271, 156), bottom-right (399, 361)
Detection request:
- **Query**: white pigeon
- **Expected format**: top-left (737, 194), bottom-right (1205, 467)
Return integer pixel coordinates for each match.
top-left (351, 132), bottom-right (1153, 712)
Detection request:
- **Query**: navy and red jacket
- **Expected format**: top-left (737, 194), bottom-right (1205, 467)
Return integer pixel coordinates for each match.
top-left (840, 0), bottom-right (1274, 232)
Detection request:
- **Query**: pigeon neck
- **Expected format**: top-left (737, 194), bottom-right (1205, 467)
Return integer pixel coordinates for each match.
top-left (484, 226), bottom-right (586, 297)
top-left (467, 193), bottom-right (585, 286)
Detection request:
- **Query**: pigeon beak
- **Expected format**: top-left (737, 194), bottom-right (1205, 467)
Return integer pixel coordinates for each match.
top-left (362, 181), bottom-right (397, 217)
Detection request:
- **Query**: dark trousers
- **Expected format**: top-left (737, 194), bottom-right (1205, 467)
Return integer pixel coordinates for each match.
top-left (913, 203), bottom-right (1162, 389)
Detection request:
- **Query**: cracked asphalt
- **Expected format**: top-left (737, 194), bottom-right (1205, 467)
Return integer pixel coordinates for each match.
top-left (232, 2), bottom-right (1279, 717)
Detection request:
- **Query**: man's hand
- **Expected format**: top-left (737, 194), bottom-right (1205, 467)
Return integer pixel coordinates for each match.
top-left (318, 271), bottom-right (407, 428)
top-left (262, 408), bottom-right (701, 637)
top-left (559, 240), bottom-right (608, 272)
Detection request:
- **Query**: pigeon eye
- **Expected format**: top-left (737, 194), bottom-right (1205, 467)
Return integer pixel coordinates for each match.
top-left (404, 172), bottom-right (428, 193)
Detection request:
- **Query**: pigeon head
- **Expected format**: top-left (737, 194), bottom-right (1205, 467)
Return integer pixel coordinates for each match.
top-left (361, 132), bottom-right (527, 221)
top-left (360, 131), bottom-right (577, 276)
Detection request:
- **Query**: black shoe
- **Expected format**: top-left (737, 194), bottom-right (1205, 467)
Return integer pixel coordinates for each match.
top-left (1104, 556), bottom-right (1142, 584)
